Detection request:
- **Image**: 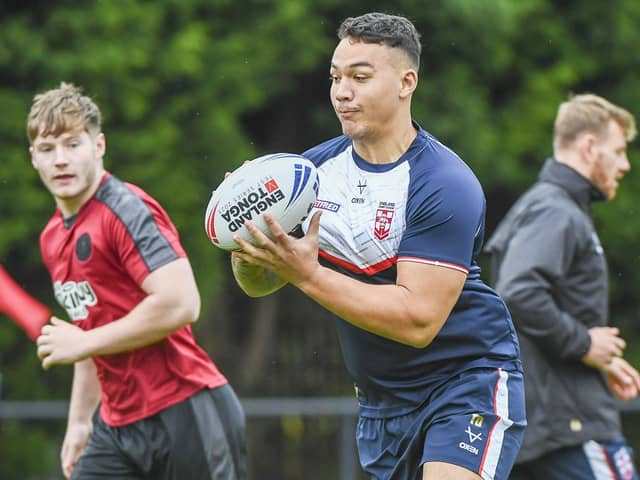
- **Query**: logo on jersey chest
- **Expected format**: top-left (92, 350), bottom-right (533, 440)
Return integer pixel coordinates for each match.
top-left (374, 202), bottom-right (395, 240)
top-left (76, 233), bottom-right (92, 261)
top-left (314, 199), bottom-right (341, 212)
top-left (350, 178), bottom-right (368, 204)
top-left (54, 280), bottom-right (98, 321)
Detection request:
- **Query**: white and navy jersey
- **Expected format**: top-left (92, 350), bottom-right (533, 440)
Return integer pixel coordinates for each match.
top-left (302, 125), bottom-right (521, 418)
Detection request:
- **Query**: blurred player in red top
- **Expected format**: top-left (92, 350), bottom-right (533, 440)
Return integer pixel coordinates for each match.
top-left (30, 82), bottom-right (246, 480)
top-left (0, 264), bottom-right (51, 340)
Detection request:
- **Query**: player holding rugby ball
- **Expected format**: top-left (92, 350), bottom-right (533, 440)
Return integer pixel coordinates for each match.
top-left (231, 12), bottom-right (525, 480)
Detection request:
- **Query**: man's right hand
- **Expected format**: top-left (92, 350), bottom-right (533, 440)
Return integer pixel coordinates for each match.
top-left (604, 357), bottom-right (640, 400)
top-left (582, 326), bottom-right (626, 370)
top-left (61, 421), bottom-right (92, 478)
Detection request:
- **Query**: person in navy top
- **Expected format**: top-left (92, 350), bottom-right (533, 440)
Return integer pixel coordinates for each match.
top-left (231, 12), bottom-right (525, 480)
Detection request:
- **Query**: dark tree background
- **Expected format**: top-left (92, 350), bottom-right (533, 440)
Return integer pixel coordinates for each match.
top-left (1, 1), bottom-right (639, 478)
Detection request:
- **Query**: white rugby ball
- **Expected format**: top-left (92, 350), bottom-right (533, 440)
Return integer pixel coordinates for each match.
top-left (204, 153), bottom-right (319, 251)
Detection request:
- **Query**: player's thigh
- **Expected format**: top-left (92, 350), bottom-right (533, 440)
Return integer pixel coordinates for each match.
top-left (70, 416), bottom-right (140, 480)
top-left (356, 368), bottom-right (524, 480)
top-left (422, 461), bottom-right (482, 479)
top-left (421, 368), bottom-right (526, 480)
top-left (162, 385), bottom-right (247, 480)
top-left (71, 449), bottom-right (140, 480)
top-left (202, 384), bottom-right (247, 479)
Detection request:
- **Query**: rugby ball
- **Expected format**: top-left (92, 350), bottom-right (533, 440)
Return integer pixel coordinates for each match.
top-left (204, 153), bottom-right (319, 251)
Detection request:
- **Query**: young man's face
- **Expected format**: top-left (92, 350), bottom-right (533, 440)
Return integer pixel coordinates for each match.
top-left (30, 127), bottom-right (106, 215)
top-left (329, 37), bottom-right (414, 143)
top-left (590, 119), bottom-right (631, 200)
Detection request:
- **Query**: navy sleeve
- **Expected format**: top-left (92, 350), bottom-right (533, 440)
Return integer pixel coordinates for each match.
top-left (398, 163), bottom-right (485, 272)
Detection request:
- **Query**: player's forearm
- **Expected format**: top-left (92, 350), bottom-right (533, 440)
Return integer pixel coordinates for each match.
top-left (299, 266), bottom-right (447, 348)
top-left (231, 254), bottom-right (287, 297)
top-left (82, 293), bottom-right (196, 357)
top-left (67, 358), bottom-right (100, 426)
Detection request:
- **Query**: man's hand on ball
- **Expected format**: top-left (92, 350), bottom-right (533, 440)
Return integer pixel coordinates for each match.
top-left (234, 211), bottom-right (322, 289)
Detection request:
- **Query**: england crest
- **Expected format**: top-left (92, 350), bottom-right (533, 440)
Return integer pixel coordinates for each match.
top-left (374, 208), bottom-right (394, 240)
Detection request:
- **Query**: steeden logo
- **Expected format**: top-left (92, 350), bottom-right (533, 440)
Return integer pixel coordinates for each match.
top-left (264, 179), bottom-right (279, 193)
top-left (314, 199), bottom-right (340, 212)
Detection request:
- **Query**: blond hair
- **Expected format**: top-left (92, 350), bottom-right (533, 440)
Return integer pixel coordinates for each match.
top-left (553, 93), bottom-right (637, 151)
top-left (27, 82), bottom-right (102, 144)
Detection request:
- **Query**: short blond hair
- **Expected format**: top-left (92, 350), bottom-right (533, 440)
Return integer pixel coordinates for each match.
top-left (553, 94), bottom-right (637, 152)
top-left (27, 82), bottom-right (102, 144)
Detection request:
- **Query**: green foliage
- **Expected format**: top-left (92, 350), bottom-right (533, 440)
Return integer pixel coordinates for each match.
top-left (0, 1), bottom-right (330, 477)
top-left (1, 0), bottom-right (330, 287)
top-left (0, 421), bottom-right (60, 479)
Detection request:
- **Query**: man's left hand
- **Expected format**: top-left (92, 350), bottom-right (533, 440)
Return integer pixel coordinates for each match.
top-left (36, 317), bottom-right (89, 369)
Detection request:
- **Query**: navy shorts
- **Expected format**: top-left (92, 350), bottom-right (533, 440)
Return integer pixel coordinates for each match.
top-left (71, 384), bottom-right (247, 480)
top-left (510, 439), bottom-right (638, 480)
top-left (356, 367), bottom-right (526, 480)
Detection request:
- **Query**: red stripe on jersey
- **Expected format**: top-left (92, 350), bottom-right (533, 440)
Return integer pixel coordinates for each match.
top-left (599, 444), bottom-right (619, 479)
top-left (398, 256), bottom-right (469, 274)
top-left (319, 249), bottom-right (397, 276)
top-left (207, 202), bottom-right (219, 243)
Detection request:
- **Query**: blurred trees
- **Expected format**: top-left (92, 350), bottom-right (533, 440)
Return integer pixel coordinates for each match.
top-left (1, 0), bottom-right (639, 478)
